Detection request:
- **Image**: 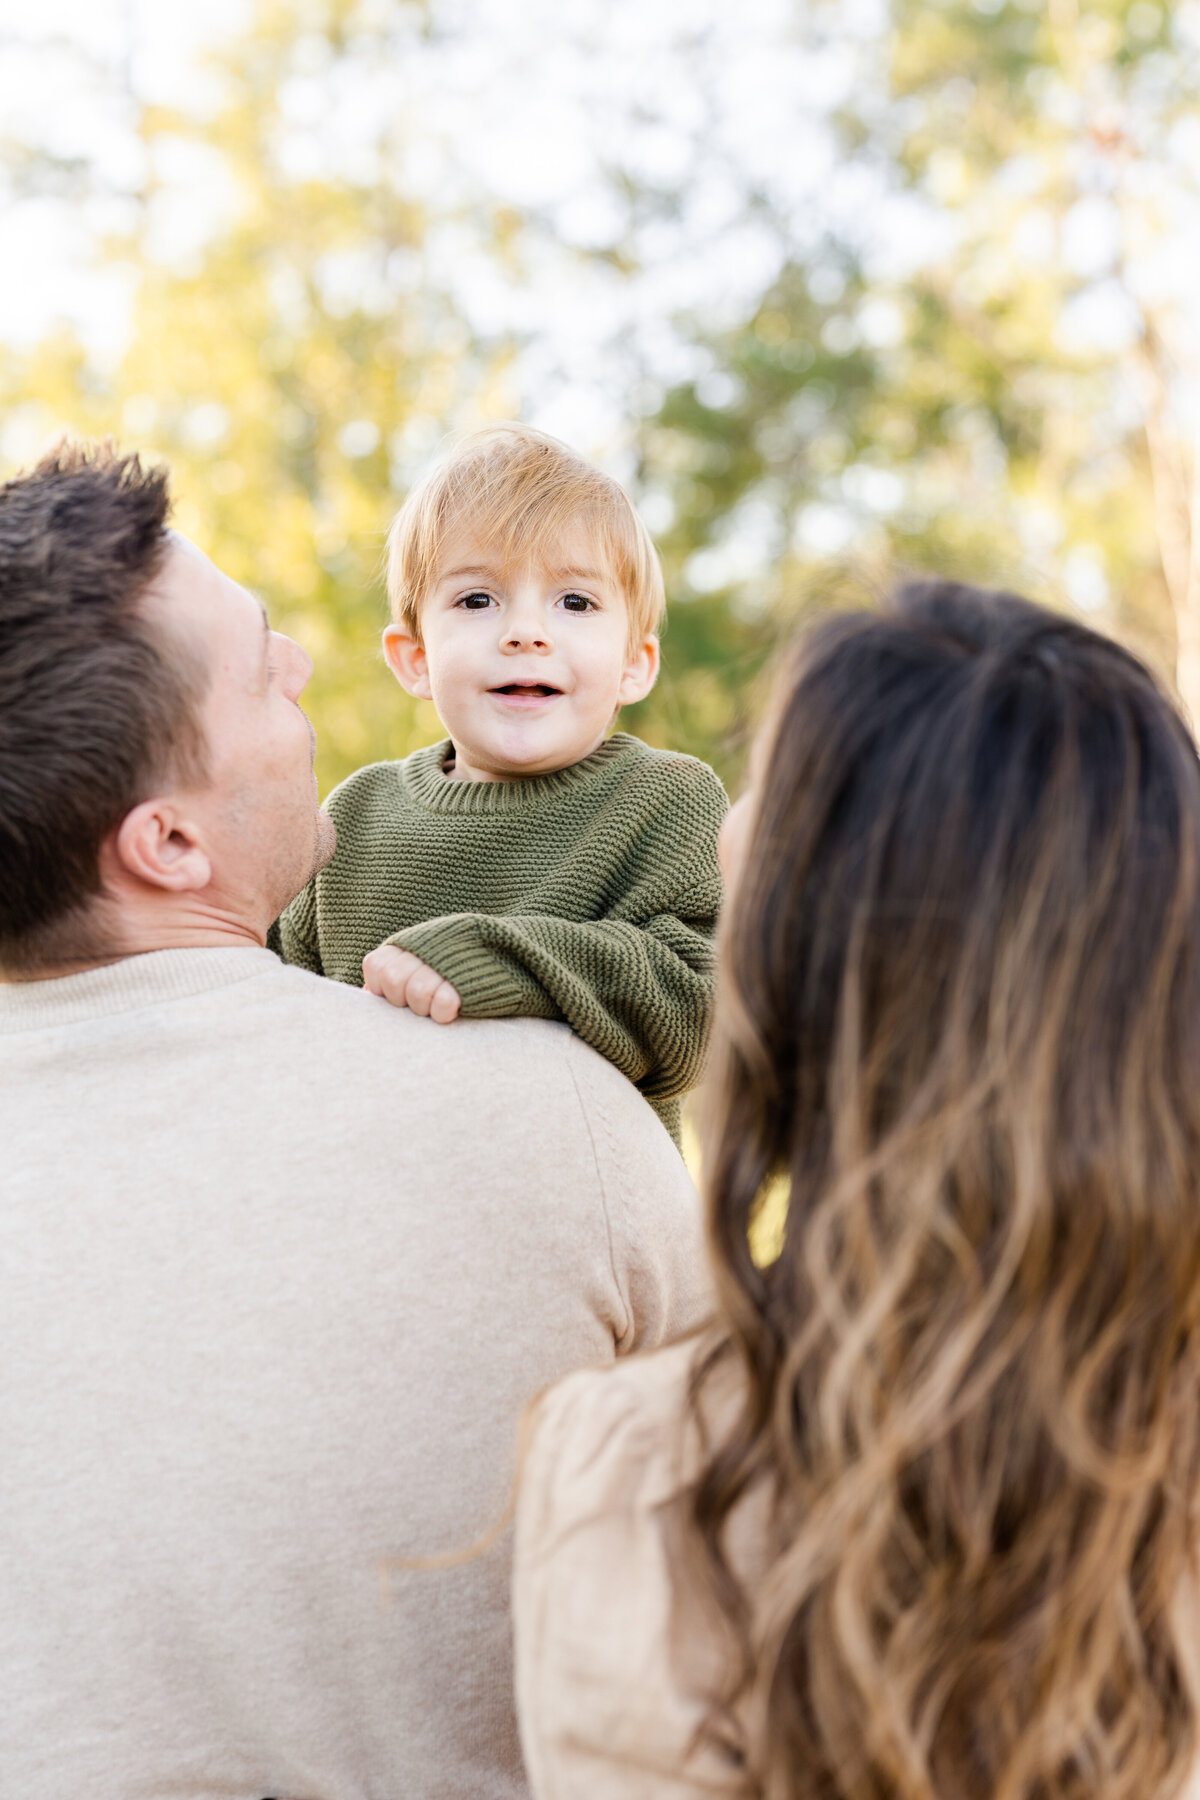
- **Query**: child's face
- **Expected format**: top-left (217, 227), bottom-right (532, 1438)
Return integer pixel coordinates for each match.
top-left (383, 523), bottom-right (659, 782)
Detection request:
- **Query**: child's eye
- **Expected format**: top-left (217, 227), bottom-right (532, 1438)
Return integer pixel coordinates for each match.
top-left (457, 591), bottom-right (494, 611)
top-left (561, 592), bottom-right (596, 614)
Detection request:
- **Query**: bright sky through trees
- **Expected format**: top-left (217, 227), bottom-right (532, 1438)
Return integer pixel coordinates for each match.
top-left (1, 0), bottom-right (1198, 787)
top-left (1, 0), bottom-right (924, 454)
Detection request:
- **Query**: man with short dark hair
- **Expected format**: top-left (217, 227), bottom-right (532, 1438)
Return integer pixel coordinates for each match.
top-left (0, 441), bottom-right (708, 1799)
top-left (0, 443), bottom-right (333, 975)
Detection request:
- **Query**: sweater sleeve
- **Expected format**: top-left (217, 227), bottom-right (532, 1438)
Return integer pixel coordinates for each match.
top-left (384, 760), bottom-right (727, 1103)
top-left (388, 911), bottom-right (713, 1099)
top-left (270, 877), bottom-right (324, 975)
top-left (514, 1355), bottom-right (744, 1800)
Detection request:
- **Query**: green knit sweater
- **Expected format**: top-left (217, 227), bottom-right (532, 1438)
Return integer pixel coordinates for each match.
top-left (274, 733), bottom-right (728, 1141)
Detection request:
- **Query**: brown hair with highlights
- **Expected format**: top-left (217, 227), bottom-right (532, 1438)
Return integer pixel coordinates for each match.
top-left (0, 438), bottom-right (207, 974)
top-left (386, 421), bottom-right (666, 646)
top-left (687, 579), bottom-right (1200, 1799)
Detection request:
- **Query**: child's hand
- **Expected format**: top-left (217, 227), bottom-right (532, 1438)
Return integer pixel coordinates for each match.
top-left (362, 946), bottom-right (462, 1023)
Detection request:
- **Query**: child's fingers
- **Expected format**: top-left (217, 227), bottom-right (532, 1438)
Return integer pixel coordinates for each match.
top-left (363, 947), bottom-right (460, 1022)
top-left (403, 960), bottom-right (453, 1019)
top-left (362, 945), bottom-right (418, 1006)
top-left (428, 981), bottom-right (461, 1025)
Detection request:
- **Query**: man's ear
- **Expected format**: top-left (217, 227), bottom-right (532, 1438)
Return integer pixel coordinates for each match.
top-left (383, 624), bottom-right (431, 699)
top-left (111, 800), bottom-right (213, 894)
top-left (617, 636), bottom-right (660, 708)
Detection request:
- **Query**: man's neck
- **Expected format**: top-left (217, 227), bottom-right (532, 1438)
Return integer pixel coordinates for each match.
top-left (0, 952), bottom-right (127, 984)
top-left (0, 910), bottom-right (268, 984)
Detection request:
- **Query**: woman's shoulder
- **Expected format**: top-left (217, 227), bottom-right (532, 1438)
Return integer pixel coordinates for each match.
top-left (523, 1337), bottom-right (700, 1519)
top-left (515, 1339), bottom-right (750, 1799)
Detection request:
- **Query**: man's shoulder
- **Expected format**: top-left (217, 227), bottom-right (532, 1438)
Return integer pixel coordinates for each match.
top-left (269, 975), bottom-right (697, 1243)
top-left (255, 960), bottom-right (661, 1128)
top-left (260, 956), bottom-right (555, 1048)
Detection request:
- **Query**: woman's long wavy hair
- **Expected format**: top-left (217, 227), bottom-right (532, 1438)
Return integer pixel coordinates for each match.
top-left (689, 580), bottom-right (1200, 1800)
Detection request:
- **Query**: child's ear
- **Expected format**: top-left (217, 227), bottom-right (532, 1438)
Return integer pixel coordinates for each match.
top-left (617, 635), bottom-right (660, 708)
top-left (382, 623), bottom-right (431, 699)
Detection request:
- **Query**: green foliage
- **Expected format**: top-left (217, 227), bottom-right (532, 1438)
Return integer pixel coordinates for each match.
top-left (633, 0), bottom-right (1198, 764)
top-left (2, 0), bottom-right (1196, 796)
top-left (0, 0), bottom-right (510, 797)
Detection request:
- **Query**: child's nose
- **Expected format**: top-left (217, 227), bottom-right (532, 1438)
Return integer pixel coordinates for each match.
top-left (501, 616), bottom-right (552, 652)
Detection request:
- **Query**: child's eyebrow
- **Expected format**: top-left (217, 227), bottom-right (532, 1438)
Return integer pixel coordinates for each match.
top-left (439, 562), bottom-right (610, 586)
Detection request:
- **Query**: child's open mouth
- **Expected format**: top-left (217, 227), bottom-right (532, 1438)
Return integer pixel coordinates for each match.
top-left (490, 682), bottom-right (562, 702)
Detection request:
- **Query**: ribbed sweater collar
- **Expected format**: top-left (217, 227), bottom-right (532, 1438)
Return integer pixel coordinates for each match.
top-left (0, 946), bottom-right (278, 1033)
top-left (399, 732), bottom-right (641, 813)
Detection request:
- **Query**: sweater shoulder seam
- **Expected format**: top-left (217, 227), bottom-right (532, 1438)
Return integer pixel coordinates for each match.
top-left (560, 1044), bottom-right (631, 1347)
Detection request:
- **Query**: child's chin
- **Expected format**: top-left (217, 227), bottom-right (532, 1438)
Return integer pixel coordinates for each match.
top-left (486, 731), bottom-right (586, 777)
top-left (499, 754), bottom-right (575, 777)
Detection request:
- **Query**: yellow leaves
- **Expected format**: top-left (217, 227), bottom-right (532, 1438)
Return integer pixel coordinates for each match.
top-left (679, 1114), bottom-right (788, 1270)
top-left (750, 1176), bottom-right (790, 1269)
top-left (755, 310), bottom-right (793, 347)
top-left (0, 13), bottom-right (509, 797)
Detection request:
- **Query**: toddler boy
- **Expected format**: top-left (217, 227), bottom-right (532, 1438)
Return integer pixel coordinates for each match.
top-left (274, 423), bottom-right (728, 1142)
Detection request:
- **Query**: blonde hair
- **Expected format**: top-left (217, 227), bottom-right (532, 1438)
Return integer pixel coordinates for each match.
top-left (385, 422), bottom-right (665, 644)
top-left (686, 580), bottom-right (1200, 1799)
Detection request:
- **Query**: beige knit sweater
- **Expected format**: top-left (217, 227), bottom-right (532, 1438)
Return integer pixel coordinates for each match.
top-left (0, 947), bottom-right (710, 1800)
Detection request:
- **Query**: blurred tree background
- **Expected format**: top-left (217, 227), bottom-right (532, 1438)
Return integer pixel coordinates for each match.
top-left (1, 0), bottom-right (1197, 795)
